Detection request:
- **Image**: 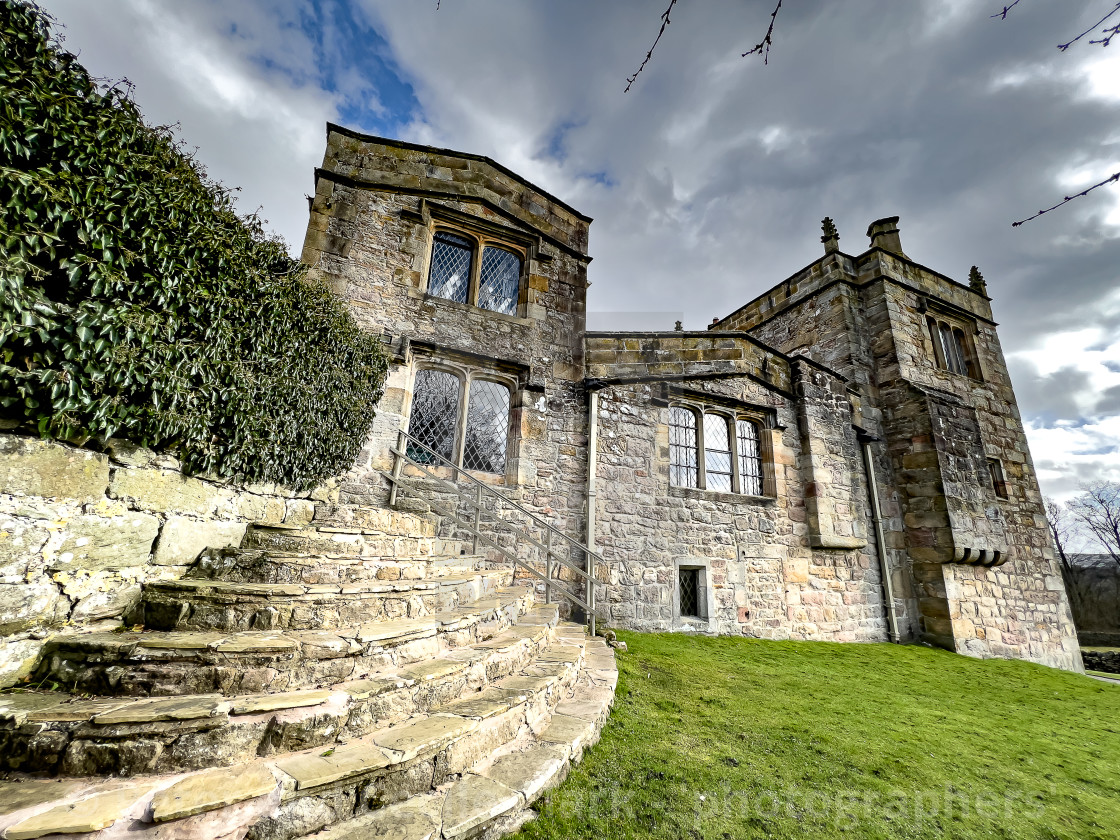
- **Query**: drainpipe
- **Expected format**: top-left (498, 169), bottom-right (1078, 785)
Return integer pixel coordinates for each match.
top-left (586, 388), bottom-right (599, 637)
top-left (860, 435), bottom-right (900, 643)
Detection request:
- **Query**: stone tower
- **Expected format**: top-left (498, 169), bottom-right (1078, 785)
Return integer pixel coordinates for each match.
top-left (715, 217), bottom-right (1080, 668)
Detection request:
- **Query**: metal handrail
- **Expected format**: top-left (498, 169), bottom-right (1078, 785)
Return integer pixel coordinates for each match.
top-left (383, 428), bottom-right (599, 634)
top-left (384, 447), bottom-right (590, 581)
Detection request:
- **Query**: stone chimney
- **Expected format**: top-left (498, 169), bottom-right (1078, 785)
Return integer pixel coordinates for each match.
top-left (821, 217), bottom-right (839, 254)
top-left (866, 216), bottom-right (907, 259)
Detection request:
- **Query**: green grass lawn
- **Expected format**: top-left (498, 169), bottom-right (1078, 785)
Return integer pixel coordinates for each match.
top-left (517, 632), bottom-right (1120, 840)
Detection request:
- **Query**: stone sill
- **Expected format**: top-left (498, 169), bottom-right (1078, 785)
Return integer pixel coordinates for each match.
top-left (669, 485), bottom-right (776, 506)
top-left (811, 535), bottom-right (868, 550)
top-left (406, 288), bottom-right (536, 326)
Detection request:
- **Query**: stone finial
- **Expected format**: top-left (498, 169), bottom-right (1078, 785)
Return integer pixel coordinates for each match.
top-left (866, 216), bottom-right (907, 258)
top-left (821, 217), bottom-right (839, 254)
top-left (969, 265), bottom-right (988, 296)
top-left (674, 320), bottom-right (683, 332)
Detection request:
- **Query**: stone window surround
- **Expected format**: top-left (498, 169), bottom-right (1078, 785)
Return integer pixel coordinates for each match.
top-left (922, 304), bottom-right (983, 381)
top-left (403, 359), bottom-right (519, 485)
top-left (666, 400), bottom-right (776, 499)
top-left (421, 222), bottom-right (530, 318)
top-left (672, 558), bottom-right (716, 630)
top-left (987, 457), bottom-right (1010, 500)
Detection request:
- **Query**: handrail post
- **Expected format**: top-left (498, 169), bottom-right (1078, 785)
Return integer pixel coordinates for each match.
top-left (389, 429), bottom-right (404, 508)
top-left (472, 483), bottom-right (482, 554)
top-left (544, 528), bottom-right (552, 605)
top-left (588, 548), bottom-right (596, 637)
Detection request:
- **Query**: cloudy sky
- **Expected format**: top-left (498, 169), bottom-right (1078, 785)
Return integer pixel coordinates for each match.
top-left (36, 0), bottom-right (1120, 502)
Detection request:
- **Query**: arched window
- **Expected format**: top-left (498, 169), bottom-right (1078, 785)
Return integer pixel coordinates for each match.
top-left (478, 247), bottom-right (521, 316)
top-left (669, 406), bottom-right (698, 488)
top-left (408, 369), bottom-right (460, 463)
top-left (427, 232), bottom-right (473, 304)
top-left (703, 413), bottom-right (733, 493)
top-left (463, 380), bottom-right (511, 474)
top-left (737, 419), bottom-right (763, 496)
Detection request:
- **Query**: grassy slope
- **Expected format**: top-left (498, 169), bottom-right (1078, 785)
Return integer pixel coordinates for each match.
top-left (517, 633), bottom-right (1120, 840)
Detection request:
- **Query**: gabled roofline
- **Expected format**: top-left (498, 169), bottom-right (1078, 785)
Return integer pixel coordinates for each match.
top-left (326, 123), bottom-right (593, 224)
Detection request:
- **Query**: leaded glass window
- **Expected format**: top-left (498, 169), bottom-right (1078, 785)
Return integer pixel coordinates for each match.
top-left (408, 369), bottom-right (460, 463)
top-left (737, 419), bottom-right (763, 496)
top-left (463, 380), bottom-right (510, 474)
top-left (669, 407), bottom-right (698, 488)
top-left (703, 413), bottom-right (733, 493)
top-left (928, 316), bottom-right (981, 380)
top-left (478, 247), bottom-right (520, 316)
top-left (939, 323), bottom-right (967, 376)
top-left (427, 232), bottom-right (472, 304)
top-left (679, 568), bottom-right (700, 618)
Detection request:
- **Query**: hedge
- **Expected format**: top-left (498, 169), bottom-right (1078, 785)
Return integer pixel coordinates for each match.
top-left (0, 1), bottom-right (387, 489)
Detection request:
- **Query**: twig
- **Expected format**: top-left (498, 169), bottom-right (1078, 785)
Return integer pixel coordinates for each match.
top-left (1012, 170), bottom-right (1120, 226)
top-left (991, 1), bottom-right (1023, 21)
top-left (1058, 2), bottom-right (1120, 51)
top-left (743, 0), bottom-right (783, 64)
top-left (625, 0), bottom-right (678, 93)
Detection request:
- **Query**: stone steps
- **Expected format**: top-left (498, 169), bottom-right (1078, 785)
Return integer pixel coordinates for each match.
top-left (0, 622), bottom-right (616, 840)
top-left (195, 548), bottom-right (487, 585)
top-left (0, 609), bottom-right (564, 778)
top-left (309, 504), bottom-right (440, 537)
top-left (242, 526), bottom-right (467, 561)
top-left (141, 569), bottom-right (514, 632)
top-left (32, 591), bottom-right (540, 698)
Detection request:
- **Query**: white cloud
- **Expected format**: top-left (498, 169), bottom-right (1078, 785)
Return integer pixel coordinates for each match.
top-left (32, 0), bottom-right (1120, 499)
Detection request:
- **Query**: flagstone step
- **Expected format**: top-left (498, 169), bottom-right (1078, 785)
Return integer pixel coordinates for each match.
top-left (142, 569), bottom-right (514, 631)
top-left (242, 526), bottom-right (467, 560)
top-left (196, 548), bottom-right (487, 585)
top-left (32, 592), bottom-right (547, 698)
top-left (308, 504), bottom-right (440, 538)
top-left (0, 623), bottom-right (614, 840)
top-left (0, 617), bottom-right (566, 778)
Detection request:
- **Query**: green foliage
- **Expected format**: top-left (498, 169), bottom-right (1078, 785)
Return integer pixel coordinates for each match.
top-left (520, 633), bottom-right (1120, 840)
top-left (0, 1), bottom-right (387, 488)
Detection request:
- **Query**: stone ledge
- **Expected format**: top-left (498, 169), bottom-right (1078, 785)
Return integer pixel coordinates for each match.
top-left (810, 535), bottom-right (868, 550)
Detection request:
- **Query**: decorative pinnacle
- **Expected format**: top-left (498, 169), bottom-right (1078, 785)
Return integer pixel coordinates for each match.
top-left (969, 265), bottom-right (988, 295)
top-left (821, 217), bottom-right (839, 253)
top-left (674, 320), bottom-right (683, 331)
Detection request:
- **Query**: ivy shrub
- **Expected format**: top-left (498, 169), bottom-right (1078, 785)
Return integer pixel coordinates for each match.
top-left (0, 1), bottom-right (388, 489)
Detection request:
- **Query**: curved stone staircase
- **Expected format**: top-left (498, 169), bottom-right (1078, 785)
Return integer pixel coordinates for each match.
top-left (0, 504), bottom-right (616, 840)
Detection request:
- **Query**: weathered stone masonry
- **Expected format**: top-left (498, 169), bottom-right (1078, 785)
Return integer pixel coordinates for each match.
top-left (301, 131), bottom-right (1078, 671)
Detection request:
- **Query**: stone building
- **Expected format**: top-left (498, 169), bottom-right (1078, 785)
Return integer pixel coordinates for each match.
top-left (301, 126), bottom-right (1082, 672)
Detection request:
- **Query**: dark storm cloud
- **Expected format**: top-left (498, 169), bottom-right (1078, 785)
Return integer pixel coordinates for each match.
top-left (34, 0), bottom-right (1120, 495)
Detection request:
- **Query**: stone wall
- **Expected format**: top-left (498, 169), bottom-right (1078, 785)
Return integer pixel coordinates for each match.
top-left (0, 432), bottom-right (330, 687)
top-left (591, 374), bottom-right (891, 641)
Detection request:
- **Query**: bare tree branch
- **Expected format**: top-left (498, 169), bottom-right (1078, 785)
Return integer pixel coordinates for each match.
top-left (1012, 170), bottom-right (1120, 226)
top-left (1058, 2), bottom-right (1120, 51)
top-left (742, 0), bottom-right (784, 64)
top-left (991, 1), bottom-right (1023, 21)
top-left (1068, 481), bottom-right (1120, 567)
top-left (1045, 497), bottom-right (1081, 572)
top-left (625, 0), bottom-right (678, 93)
